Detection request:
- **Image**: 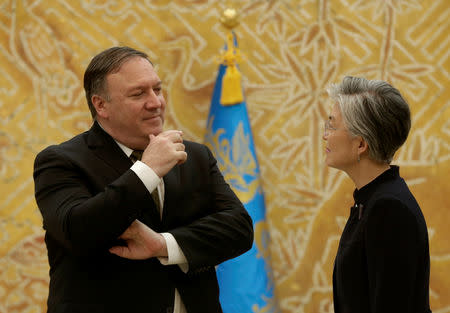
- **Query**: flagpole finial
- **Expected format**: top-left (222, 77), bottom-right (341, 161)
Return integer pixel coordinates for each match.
top-left (219, 7), bottom-right (244, 106)
top-left (220, 8), bottom-right (240, 30)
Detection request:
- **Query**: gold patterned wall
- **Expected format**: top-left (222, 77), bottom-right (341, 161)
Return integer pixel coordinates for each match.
top-left (0, 0), bottom-right (449, 312)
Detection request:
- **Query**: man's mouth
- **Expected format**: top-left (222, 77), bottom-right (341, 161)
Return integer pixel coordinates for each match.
top-left (144, 115), bottom-right (160, 120)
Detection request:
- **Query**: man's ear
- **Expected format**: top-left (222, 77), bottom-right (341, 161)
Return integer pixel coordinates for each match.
top-left (92, 95), bottom-right (108, 119)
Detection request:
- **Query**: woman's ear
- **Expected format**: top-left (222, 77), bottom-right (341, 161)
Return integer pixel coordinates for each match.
top-left (92, 95), bottom-right (108, 118)
top-left (358, 136), bottom-right (369, 155)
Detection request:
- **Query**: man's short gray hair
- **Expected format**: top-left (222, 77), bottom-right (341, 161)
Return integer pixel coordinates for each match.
top-left (328, 76), bottom-right (411, 164)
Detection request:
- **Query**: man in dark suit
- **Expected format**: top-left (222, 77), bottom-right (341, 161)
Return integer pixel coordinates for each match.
top-left (33, 46), bottom-right (253, 313)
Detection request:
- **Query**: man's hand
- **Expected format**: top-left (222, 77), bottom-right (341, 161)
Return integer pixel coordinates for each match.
top-left (141, 130), bottom-right (187, 177)
top-left (109, 220), bottom-right (168, 260)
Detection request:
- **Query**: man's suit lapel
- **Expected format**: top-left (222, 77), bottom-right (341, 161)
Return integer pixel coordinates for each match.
top-left (162, 165), bottom-right (180, 222)
top-left (86, 122), bottom-right (171, 225)
top-left (86, 122), bottom-right (132, 175)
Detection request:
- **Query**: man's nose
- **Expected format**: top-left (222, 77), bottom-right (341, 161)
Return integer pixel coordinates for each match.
top-left (144, 90), bottom-right (161, 109)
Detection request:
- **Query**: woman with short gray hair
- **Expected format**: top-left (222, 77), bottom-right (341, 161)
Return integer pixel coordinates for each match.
top-left (324, 76), bottom-right (431, 313)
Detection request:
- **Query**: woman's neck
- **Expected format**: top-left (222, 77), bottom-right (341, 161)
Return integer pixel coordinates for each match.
top-left (346, 159), bottom-right (391, 190)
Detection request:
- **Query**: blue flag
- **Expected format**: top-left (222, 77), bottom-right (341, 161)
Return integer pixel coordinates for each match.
top-left (204, 33), bottom-right (277, 313)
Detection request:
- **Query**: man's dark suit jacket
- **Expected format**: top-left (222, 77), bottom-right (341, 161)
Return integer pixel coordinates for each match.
top-left (33, 122), bottom-right (253, 313)
top-left (333, 166), bottom-right (431, 313)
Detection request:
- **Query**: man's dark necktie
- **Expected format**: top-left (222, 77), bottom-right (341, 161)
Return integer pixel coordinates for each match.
top-left (130, 150), bottom-right (161, 212)
top-left (129, 150), bottom-right (143, 163)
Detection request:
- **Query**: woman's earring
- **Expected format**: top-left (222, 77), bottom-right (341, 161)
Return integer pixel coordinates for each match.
top-left (357, 154), bottom-right (360, 162)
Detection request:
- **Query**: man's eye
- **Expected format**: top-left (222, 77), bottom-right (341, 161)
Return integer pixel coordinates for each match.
top-left (131, 91), bottom-right (144, 97)
top-left (154, 88), bottom-right (161, 94)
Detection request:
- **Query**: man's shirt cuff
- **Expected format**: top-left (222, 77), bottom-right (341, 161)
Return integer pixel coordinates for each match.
top-left (158, 232), bottom-right (189, 273)
top-left (130, 161), bottom-right (160, 192)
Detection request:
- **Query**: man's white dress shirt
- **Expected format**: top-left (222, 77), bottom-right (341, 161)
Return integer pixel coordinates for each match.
top-left (116, 142), bottom-right (188, 313)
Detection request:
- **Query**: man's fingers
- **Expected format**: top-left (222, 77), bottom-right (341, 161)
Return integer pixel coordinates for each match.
top-left (109, 245), bottom-right (144, 260)
top-left (118, 231), bottom-right (131, 240)
top-left (176, 151), bottom-right (187, 165)
top-left (175, 143), bottom-right (185, 151)
top-left (117, 220), bottom-right (138, 239)
top-left (143, 130), bottom-right (185, 176)
top-left (109, 246), bottom-right (129, 258)
top-left (154, 130), bottom-right (183, 143)
top-left (170, 131), bottom-right (183, 143)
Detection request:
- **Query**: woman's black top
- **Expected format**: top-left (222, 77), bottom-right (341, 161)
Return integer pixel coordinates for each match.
top-left (333, 166), bottom-right (431, 313)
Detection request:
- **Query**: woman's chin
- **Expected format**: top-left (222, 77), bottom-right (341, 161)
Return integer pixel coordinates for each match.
top-left (325, 158), bottom-right (340, 171)
top-left (325, 157), bottom-right (333, 168)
